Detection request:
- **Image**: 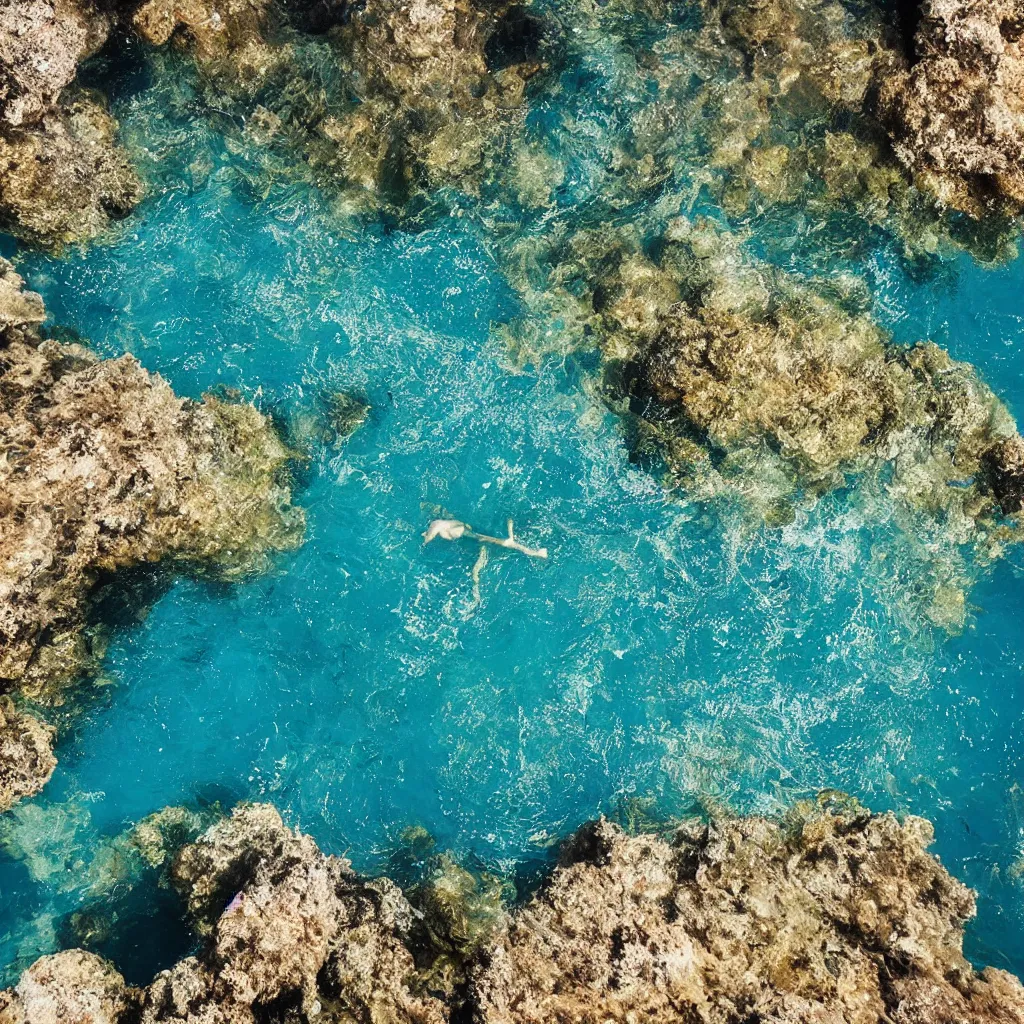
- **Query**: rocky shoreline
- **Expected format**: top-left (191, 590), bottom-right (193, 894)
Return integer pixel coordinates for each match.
top-left (0, 259), bottom-right (303, 809)
top-left (2, 798), bottom-right (1023, 1022)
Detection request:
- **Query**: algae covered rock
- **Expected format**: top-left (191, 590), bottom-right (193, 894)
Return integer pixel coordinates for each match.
top-left (985, 434), bottom-right (1024, 514)
top-left (131, 0), bottom-right (288, 97)
top-left (329, 0), bottom-right (549, 199)
top-left (0, 260), bottom-right (303, 698)
top-left (130, 0), bottom-right (553, 217)
top-left (878, 0), bottom-right (1024, 218)
top-left (0, 1), bottom-right (143, 248)
top-left (0, 949), bottom-right (134, 1024)
top-left (0, 698), bottom-right (54, 813)
top-left (645, 296), bottom-right (891, 479)
top-left (471, 805), bottom-right (1024, 1023)
top-left (0, 93), bottom-right (144, 250)
top-left (602, 220), bottom-right (1023, 544)
top-left (133, 0), bottom-right (272, 56)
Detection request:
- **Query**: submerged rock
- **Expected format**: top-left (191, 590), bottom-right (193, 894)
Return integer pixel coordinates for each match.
top-left (878, 0), bottom-right (1024, 218)
top-left (0, 260), bottom-right (303, 700)
top-left (985, 435), bottom-right (1024, 514)
top-left (3, 799), bottom-right (1024, 1022)
top-left (327, 0), bottom-right (549, 201)
top-left (0, 698), bottom-right (54, 813)
top-left (132, 0), bottom-right (288, 95)
top-left (643, 280), bottom-right (1019, 504)
top-left (472, 805), bottom-right (1024, 1023)
top-left (0, 0), bottom-right (143, 248)
top-left (130, 0), bottom-right (553, 217)
top-left (406, 849), bottom-right (509, 999)
top-left (537, 217), bottom-right (1023, 626)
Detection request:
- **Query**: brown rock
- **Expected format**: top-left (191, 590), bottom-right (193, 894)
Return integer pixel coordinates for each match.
top-left (163, 803), bottom-right (447, 1023)
top-left (471, 806), bottom-right (1024, 1024)
top-left (0, 949), bottom-right (133, 1024)
top-left (983, 434), bottom-right (1024, 514)
top-left (0, 94), bottom-right (143, 250)
top-left (645, 299), bottom-right (891, 476)
top-left (3, 801), bottom-right (1024, 1024)
top-left (0, 260), bottom-right (303, 699)
top-left (131, 0), bottom-right (283, 93)
top-left (0, 0), bottom-right (114, 129)
top-left (0, 1), bottom-right (143, 248)
top-left (0, 697), bottom-right (54, 813)
top-left (878, 0), bottom-right (1024, 217)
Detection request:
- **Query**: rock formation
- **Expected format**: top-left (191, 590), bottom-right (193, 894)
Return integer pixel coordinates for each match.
top-left (146, 802), bottom-right (446, 1024)
top-left (129, 0), bottom-right (553, 216)
top-left (0, 260), bottom-right (302, 809)
top-left (878, 0), bottom-right (1024, 218)
top-left (0, 0), bottom-right (114, 128)
top-left (326, 0), bottom-right (550, 201)
top-left (3, 799), bottom-right (1024, 1023)
top-left (0, 697), bottom-right (54, 814)
top-left (554, 218), bottom-right (1024, 579)
top-left (0, 949), bottom-right (132, 1024)
top-left (0, 260), bottom-right (303, 701)
top-left (0, 0), bottom-right (143, 248)
top-left (473, 804), bottom-right (1024, 1023)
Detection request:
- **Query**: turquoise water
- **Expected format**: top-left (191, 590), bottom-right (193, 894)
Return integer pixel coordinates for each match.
top-left (3, 22), bottom-right (1024, 985)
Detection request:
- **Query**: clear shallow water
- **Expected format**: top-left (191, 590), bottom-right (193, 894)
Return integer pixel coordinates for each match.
top-left (2, 32), bottom-right (1024, 986)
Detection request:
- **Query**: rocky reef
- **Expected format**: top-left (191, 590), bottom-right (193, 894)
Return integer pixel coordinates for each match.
top-left (127, 0), bottom-right (554, 219)
top-left (0, 259), bottom-right (302, 806)
top-left (505, 213), bottom-right (1024, 627)
top-left (324, 0), bottom-right (550, 207)
top-left (2, 798), bottom-right (1024, 1022)
top-left (0, 260), bottom-right (303, 700)
top-left (636, 222), bottom-right (1024, 502)
top-left (693, 0), bottom-right (1024, 261)
top-left (878, 0), bottom-right (1024, 219)
top-left (475, 805), bottom-right (1024, 1023)
top-left (0, 0), bottom-right (143, 249)
top-left (0, 949), bottom-right (132, 1024)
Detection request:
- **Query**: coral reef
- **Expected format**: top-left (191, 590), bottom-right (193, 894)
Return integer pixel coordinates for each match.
top-left (4, 800), bottom-right (1024, 1023)
top-left (0, 260), bottom-right (303, 700)
top-left (878, 0), bottom-right (1024, 219)
top-left (0, 0), bottom-right (143, 248)
top-left (0, 698), bottom-right (54, 814)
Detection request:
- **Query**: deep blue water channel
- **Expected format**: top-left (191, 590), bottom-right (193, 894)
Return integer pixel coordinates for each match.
top-left (2, 35), bottom-right (1024, 984)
